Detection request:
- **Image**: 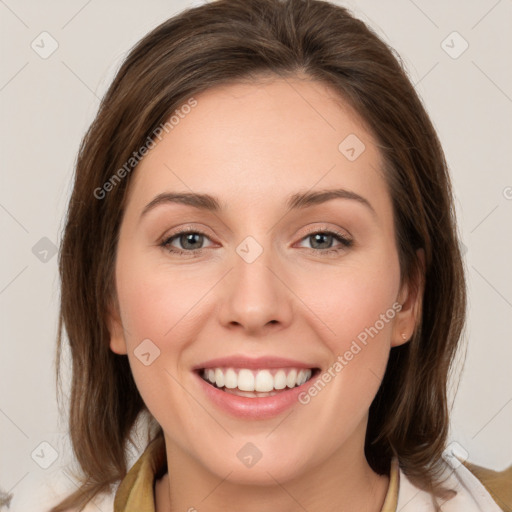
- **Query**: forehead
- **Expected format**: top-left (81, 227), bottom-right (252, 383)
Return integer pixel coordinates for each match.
top-left (124, 77), bottom-right (389, 218)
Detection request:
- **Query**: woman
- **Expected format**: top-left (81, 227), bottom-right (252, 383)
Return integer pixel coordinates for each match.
top-left (51, 0), bottom-right (511, 510)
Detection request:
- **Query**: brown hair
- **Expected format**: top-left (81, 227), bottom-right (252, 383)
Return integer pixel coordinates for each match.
top-left (52, 0), bottom-right (466, 509)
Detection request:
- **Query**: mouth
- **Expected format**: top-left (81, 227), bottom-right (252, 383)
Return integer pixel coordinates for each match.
top-left (197, 367), bottom-right (320, 398)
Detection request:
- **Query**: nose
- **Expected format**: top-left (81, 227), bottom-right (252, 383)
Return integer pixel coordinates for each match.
top-left (217, 242), bottom-right (293, 336)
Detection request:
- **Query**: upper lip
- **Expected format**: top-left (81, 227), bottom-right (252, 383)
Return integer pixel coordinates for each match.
top-left (192, 355), bottom-right (318, 371)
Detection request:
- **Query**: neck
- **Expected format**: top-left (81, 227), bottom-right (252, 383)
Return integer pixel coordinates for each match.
top-left (155, 431), bottom-right (390, 512)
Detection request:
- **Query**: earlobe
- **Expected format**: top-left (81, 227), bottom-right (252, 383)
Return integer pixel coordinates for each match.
top-left (106, 300), bottom-right (128, 355)
top-left (110, 331), bottom-right (128, 355)
top-left (391, 249), bottom-right (425, 347)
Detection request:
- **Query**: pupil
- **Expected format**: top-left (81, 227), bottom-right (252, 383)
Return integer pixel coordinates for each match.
top-left (182, 233), bottom-right (202, 249)
top-left (312, 233), bottom-right (331, 249)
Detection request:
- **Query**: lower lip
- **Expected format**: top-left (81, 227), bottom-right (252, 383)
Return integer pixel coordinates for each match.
top-left (194, 371), bottom-right (316, 420)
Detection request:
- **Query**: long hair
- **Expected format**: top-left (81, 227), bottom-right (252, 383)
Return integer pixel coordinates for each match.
top-left (52, 0), bottom-right (466, 509)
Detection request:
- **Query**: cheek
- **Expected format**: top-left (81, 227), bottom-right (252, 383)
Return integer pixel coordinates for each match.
top-left (290, 302), bottom-right (397, 446)
top-left (293, 250), bottom-right (400, 410)
top-left (298, 250), bottom-right (400, 353)
top-left (115, 247), bottom-right (203, 346)
top-left (113, 245), bottom-right (196, 397)
top-left (114, 255), bottom-right (201, 434)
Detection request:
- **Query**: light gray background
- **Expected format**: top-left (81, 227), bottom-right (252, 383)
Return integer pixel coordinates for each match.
top-left (1, 0), bottom-right (511, 510)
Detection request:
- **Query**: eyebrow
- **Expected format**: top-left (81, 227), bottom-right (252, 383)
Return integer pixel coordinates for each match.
top-left (140, 188), bottom-right (376, 219)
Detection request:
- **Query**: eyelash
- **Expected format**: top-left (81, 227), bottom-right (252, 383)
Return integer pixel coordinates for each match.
top-left (160, 227), bottom-right (353, 257)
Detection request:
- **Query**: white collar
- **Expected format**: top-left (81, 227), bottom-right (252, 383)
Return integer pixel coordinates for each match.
top-left (397, 455), bottom-right (502, 511)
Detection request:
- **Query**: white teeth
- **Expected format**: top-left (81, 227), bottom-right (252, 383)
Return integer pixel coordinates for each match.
top-left (224, 368), bottom-right (237, 389)
top-left (255, 370), bottom-right (274, 392)
top-left (214, 368), bottom-right (224, 388)
top-left (237, 369), bottom-right (254, 391)
top-left (286, 369), bottom-right (297, 388)
top-left (201, 367), bottom-right (313, 392)
top-left (274, 370), bottom-right (287, 390)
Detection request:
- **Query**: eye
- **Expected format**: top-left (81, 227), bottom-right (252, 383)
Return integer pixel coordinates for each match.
top-left (296, 230), bottom-right (353, 255)
top-left (160, 229), bottom-right (214, 255)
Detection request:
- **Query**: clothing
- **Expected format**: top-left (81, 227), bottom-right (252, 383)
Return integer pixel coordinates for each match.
top-left (113, 435), bottom-right (512, 511)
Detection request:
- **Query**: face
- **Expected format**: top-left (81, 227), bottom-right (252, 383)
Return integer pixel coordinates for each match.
top-left (108, 76), bottom-right (419, 485)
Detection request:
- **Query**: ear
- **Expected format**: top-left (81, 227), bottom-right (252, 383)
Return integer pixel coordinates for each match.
top-left (391, 248), bottom-right (425, 347)
top-left (106, 297), bottom-right (128, 355)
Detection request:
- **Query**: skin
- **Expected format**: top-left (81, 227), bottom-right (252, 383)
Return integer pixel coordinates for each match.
top-left (108, 75), bottom-right (422, 512)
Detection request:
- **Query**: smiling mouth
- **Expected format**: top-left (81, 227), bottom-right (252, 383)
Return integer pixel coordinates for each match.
top-left (198, 367), bottom-right (320, 398)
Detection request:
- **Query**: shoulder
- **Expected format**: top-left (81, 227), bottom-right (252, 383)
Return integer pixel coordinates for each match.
top-left (396, 456), bottom-right (511, 512)
top-left (463, 460), bottom-right (512, 512)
